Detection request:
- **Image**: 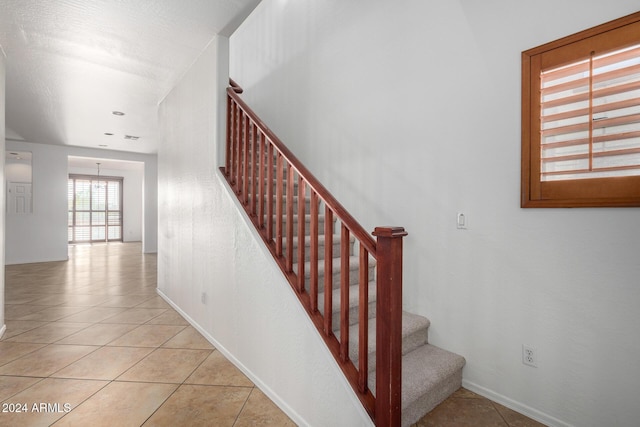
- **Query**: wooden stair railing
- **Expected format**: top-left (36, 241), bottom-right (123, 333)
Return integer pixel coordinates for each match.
top-left (221, 79), bottom-right (407, 426)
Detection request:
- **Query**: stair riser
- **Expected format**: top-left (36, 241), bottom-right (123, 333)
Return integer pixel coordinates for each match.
top-left (241, 177), bottom-right (301, 194)
top-left (318, 298), bottom-right (377, 327)
top-left (273, 217), bottom-right (330, 237)
top-left (272, 197), bottom-right (311, 212)
top-left (247, 193), bottom-right (311, 211)
top-left (313, 264), bottom-right (376, 292)
top-left (402, 369), bottom-right (462, 427)
top-left (356, 327), bottom-right (429, 373)
top-left (337, 301), bottom-right (376, 328)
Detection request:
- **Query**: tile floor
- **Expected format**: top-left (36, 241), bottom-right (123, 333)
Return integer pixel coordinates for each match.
top-left (1, 243), bottom-right (295, 426)
top-left (413, 388), bottom-right (546, 426)
top-left (1, 242), bottom-right (546, 427)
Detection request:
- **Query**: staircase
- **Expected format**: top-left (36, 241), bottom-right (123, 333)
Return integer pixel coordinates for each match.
top-left (222, 80), bottom-right (465, 426)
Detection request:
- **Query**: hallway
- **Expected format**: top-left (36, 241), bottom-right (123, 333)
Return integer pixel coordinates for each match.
top-left (1, 243), bottom-right (294, 426)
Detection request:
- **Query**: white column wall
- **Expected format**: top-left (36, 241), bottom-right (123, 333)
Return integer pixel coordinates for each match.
top-left (143, 155), bottom-right (158, 253)
top-left (0, 46), bottom-right (6, 336)
top-left (157, 36), bottom-right (372, 427)
top-left (4, 141), bottom-right (68, 264)
top-left (229, 2), bottom-right (640, 427)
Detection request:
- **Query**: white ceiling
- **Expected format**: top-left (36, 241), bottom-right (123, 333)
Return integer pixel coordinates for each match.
top-left (0, 0), bottom-right (260, 154)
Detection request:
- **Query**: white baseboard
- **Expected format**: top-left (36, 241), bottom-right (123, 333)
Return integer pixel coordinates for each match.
top-left (0, 324), bottom-right (6, 339)
top-left (462, 379), bottom-right (573, 427)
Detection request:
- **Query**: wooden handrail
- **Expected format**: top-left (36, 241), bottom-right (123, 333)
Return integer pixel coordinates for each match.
top-left (224, 86), bottom-right (377, 255)
top-left (229, 78), bottom-right (243, 93)
top-left (220, 79), bottom-right (406, 426)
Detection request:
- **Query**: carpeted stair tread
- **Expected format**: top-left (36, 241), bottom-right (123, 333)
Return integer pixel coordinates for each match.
top-left (346, 312), bottom-right (430, 368)
top-left (367, 343), bottom-right (465, 426)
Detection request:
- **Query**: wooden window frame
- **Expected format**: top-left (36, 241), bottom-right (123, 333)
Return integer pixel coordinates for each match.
top-left (522, 11), bottom-right (640, 208)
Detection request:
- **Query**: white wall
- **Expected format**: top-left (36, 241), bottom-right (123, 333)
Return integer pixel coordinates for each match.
top-left (4, 141), bottom-right (67, 264)
top-left (4, 141), bottom-right (157, 264)
top-left (229, 2), bottom-right (640, 427)
top-left (0, 46), bottom-right (6, 337)
top-left (157, 36), bottom-right (372, 427)
top-left (143, 155), bottom-right (158, 254)
top-left (68, 165), bottom-right (144, 242)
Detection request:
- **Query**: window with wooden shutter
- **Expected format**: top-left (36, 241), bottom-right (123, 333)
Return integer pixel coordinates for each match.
top-left (522, 11), bottom-right (640, 207)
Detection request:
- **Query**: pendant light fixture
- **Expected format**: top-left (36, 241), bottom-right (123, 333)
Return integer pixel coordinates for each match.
top-left (94, 162), bottom-right (106, 190)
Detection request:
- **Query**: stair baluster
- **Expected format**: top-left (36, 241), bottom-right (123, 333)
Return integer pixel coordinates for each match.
top-left (222, 79), bottom-right (413, 425)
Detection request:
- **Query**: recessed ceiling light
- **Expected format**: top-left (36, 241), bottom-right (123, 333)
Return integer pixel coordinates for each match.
top-left (124, 135), bottom-right (140, 140)
top-left (9, 152), bottom-right (19, 155)
top-left (112, 111), bottom-right (125, 116)
top-left (99, 144), bottom-right (108, 148)
top-left (104, 132), bottom-right (114, 136)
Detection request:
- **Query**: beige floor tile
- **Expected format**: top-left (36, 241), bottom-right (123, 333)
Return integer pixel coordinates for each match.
top-left (0, 376), bottom-right (42, 401)
top-left (78, 285), bottom-right (138, 296)
top-left (1, 378), bottom-right (108, 427)
top-left (56, 307), bottom-right (128, 323)
top-left (4, 322), bottom-right (93, 344)
top-left (185, 350), bottom-right (253, 387)
top-left (143, 384), bottom-right (252, 427)
top-left (0, 321), bottom-right (47, 340)
top-left (145, 310), bottom-right (190, 326)
top-left (51, 346), bottom-right (155, 380)
top-left (451, 388), bottom-right (484, 399)
top-left (55, 323), bottom-right (139, 346)
top-left (52, 381), bottom-right (177, 427)
top-left (100, 308), bottom-right (167, 324)
top-left (118, 348), bottom-right (211, 383)
top-left (161, 326), bottom-right (214, 349)
top-left (99, 295), bottom-right (156, 308)
top-left (493, 402), bottom-right (548, 427)
top-left (125, 288), bottom-right (158, 297)
top-left (0, 345), bottom-right (99, 377)
top-left (4, 304), bottom-right (49, 320)
top-left (4, 294), bottom-right (43, 305)
top-left (234, 388), bottom-right (296, 427)
top-left (135, 296), bottom-right (172, 309)
top-left (59, 294), bottom-right (113, 307)
top-left (26, 295), bottom-right (69, 306)
top-left (0, 342), bottom-right (46, 367)
top-left (414, 394), bottom-right (509, 427)
top-left (15, 306), bottom-right (90, 322)
top-left (108, 324), bottom-right (186, 347)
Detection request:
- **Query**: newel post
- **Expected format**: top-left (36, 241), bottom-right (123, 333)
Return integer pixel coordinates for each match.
top-left (373, 226), bottom-right (407, 427)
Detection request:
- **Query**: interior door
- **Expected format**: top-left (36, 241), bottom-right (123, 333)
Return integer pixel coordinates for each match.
top-left (7, 181), bottom-right (32, 214)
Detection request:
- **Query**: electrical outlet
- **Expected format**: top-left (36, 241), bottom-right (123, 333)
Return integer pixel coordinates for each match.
top-left (201, 292), bottom-right (207, 304)
top-left (522, 345), bottom-right (537, 367)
